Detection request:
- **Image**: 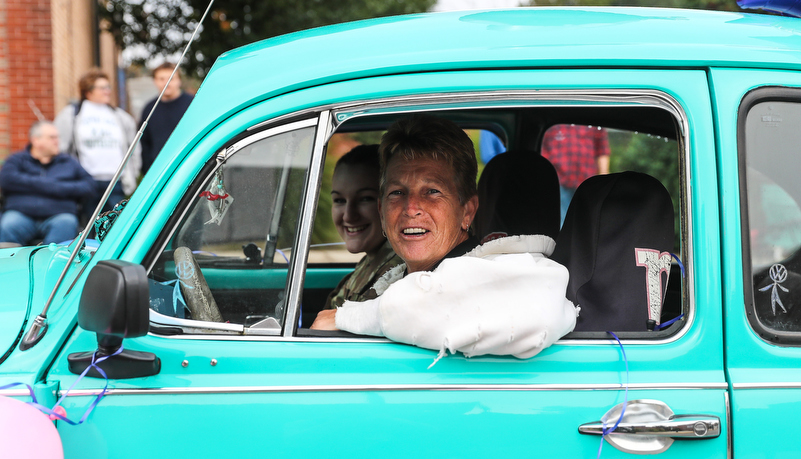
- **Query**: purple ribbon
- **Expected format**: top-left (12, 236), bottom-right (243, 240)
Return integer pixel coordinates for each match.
top-left (0, 346), bottom-right (123, 425)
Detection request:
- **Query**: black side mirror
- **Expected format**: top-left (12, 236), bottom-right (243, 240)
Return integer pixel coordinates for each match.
top-left (68, 260), bottom-right (160, 379)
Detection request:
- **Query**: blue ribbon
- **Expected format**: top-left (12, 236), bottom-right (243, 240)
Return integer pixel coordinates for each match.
top-left (670, 253), bottom-right (685, 278)
top-left (0, 346), bottom-right (123, 425)
top-left (655, 313), bottom-right (685, 331)
top-left (598, 332), bottom-right (629, 459)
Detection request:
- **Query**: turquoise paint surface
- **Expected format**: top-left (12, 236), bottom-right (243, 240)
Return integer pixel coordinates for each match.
top-left (43, 66), bottom-right (729, 457)
top-left (709, 68), bottom-right (801, 458)
top-left (0, 8), bottom-right (758, 455)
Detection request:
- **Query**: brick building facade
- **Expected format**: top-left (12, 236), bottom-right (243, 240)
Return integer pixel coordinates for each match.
top-left (0, 0), bottom-right (118, 161)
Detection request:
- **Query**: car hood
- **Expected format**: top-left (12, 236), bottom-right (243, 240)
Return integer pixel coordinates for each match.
top-left (0, 245), bottom-right (91, 364)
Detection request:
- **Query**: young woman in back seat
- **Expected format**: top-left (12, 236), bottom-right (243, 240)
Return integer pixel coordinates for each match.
top-left (324, 144), bottom-right (403, 309)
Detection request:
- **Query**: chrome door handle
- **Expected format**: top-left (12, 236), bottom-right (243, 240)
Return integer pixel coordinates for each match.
top-left (578, 399), bottom-right (721, 454)
top-left (579, 415), bottom-right (720, 438)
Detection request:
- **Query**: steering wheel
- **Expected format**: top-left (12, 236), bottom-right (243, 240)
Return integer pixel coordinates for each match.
top-left (173, 246), bottom-right (223, 322)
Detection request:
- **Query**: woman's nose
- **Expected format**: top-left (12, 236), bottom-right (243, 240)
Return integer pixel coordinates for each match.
top-left (402, 195), bottom-right (422, 216)
top-left (344, 201), bottom-right (359, 222)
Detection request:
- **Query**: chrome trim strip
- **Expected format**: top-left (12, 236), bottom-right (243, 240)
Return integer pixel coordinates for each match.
top-left (732, 382), bottom-right (801, 389)
top-left (150, 309), bottom-right (245, 334)
top-left (331, 90), bottom-right (685, 126)
top-left (224, 118), bottom-right (317, 161)
top-left (725, 391), bottom-right (732, 459)
top-left (151, 332), bottom-right (390, 342)
top-left (46, 382), bottom-right (728, 398)
top-left (282, 111), bottom-right (332, 337)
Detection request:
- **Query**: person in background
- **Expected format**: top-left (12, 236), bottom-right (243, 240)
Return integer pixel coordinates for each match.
top-left (139, 62), bottom-right (194, 176)
top-left (478, 130), bottom-right (506, 164)
top-left (540, 124), bottom-right (610, 225)
top-left (324, 144), bottom-right (403, 309)
top-left (0, 121), bottom-right (95, 245)
top-left (54, 68), bottom-right (140, 219)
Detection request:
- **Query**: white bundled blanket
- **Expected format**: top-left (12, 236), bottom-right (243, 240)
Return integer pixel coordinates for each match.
top-left (336, 235), bottom-right (578, 364)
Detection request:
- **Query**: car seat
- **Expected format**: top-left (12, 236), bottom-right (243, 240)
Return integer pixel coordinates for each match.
top-left (552, 171), bottom-right (675, 332)
top-left (473, 151), bottom-right (560, 243)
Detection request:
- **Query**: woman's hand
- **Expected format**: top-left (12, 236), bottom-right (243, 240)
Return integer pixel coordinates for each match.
top-left (310, 309), bottom-right (339, 330)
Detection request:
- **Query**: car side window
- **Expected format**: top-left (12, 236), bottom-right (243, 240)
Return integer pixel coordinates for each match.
top-left (743, 99), bottom-right (801, 338)
top-left (541, 124), bottom-right (684, 335)
top-left (147, 123), bottom-right (316, 333)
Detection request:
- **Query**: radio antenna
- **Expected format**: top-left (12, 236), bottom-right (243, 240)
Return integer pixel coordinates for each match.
top-left (19, 0), bottom-right (217, 351)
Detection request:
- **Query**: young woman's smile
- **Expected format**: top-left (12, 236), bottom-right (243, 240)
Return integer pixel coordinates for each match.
top-left (331, 163), bottom-right (385, 256)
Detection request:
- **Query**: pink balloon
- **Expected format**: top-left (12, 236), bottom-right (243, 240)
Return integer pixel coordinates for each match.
top-left (0, 396), bottom-right (64, 459)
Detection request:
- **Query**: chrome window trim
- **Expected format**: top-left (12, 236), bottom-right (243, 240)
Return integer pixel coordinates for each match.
top-left (330, 90), bottom-right (686, 132)
top-left (725, 391), bottom-right (732, 459)
top-left (732, 382), bottom-right (801, 389)
top-left (156, 89), bottom-right (695, 347)
top-left (9, 382), bottom-right (727, 398)
top-left (221, 117), bottom-right (318, 161)
top-left (281, 111), bottom-right (334, 337)
top-left (150, 309), bottom-right (246, 334)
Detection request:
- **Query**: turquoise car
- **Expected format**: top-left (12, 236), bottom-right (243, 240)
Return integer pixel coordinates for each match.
top-left (3, 6), bottom-right (801, 458)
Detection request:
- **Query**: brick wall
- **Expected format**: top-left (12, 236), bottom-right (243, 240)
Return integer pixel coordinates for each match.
top-left (0, 0), bottom-right (55, 160)
top-left (0, 3), bottom-right (9, 159)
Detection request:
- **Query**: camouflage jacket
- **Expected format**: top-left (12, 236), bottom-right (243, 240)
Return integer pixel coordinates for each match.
top-left (324, 240), bottom-right (403, 309)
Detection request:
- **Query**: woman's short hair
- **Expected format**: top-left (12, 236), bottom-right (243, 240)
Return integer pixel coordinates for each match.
top-left (78, 68), bottom-right (110, 100)
top-left (335, 144), bottom-right (380, 174)
top-left (379, 114), bottom-right (478, 204)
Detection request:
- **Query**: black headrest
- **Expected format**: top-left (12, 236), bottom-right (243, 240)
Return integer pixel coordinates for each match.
top-left (474, 152), bottom-right (560, 243)
top-left (552, 172), bottom-right (675, 332)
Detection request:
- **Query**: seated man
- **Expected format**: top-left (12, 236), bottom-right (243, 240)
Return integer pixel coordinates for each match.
top-left (0, 121), bottom-right (95, 245)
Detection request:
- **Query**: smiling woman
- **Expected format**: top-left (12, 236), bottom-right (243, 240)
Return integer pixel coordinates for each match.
top-left (324, 145), bottom-right (403, 309)
top-left (380, 116), bottom-right (480, 273)
top-left (311, 115), bottom-right (577, 360)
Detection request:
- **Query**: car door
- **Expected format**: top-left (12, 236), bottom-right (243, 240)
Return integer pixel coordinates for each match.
top-left (47, 69), bottom-right (727, 458)
top-left (712, 69), bottom-right (801, 458)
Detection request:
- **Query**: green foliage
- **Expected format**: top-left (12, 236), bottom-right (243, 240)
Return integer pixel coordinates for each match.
top-left (312, 153), bottom-right (341, 246)
top-left (101, 0), bottom-right (436, 78)
top-left (610, 132), bottom-right (682, 250)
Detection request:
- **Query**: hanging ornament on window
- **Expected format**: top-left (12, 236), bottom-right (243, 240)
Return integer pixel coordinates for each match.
top-left (759, 263), bottom-right (789, 315)
top-left (201, 169), bottom-right (234, 225)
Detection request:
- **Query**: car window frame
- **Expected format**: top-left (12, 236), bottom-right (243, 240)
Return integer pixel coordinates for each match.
top-left (738, 86), bottom-right (801, 346)
top-left (143, 89), bottom-right (694, 346)
top-left (143, 116), bottom-right (326, 337)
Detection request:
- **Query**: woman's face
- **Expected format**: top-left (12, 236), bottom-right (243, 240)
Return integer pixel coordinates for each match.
top-left (86, 78), bottom-right (112, 104)
top-left (380, 156), bottom-right (478, 273)
top-left (331, 163), bottom-right (385, 255)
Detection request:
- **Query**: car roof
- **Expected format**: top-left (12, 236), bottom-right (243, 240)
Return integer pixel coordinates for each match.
top-left (180, 7), bottom-right (801, 152)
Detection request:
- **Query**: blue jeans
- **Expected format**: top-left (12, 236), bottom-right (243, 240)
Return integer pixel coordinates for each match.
top-left (0, 210), bottom-right (79, 245)
top-left (559, 185), bottom-right (576, 227)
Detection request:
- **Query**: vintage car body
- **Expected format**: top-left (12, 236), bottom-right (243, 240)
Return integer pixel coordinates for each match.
top-left (1, 7), bottom-right (801, 458)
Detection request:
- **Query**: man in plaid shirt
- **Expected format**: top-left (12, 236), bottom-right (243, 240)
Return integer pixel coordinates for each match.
top-left (541, 124), bottom-right (610, 224)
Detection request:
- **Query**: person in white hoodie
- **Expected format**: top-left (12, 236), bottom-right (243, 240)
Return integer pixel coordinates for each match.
top-left (311, 114), bottom-right (578, 363)
top-left (54, 68), bottom-right (140, 221)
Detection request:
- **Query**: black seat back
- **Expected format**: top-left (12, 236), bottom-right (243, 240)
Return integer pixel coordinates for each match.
top-left (474, 151), bottom-right (560, 243)
top-left (552, 171), bottom-right (675, 332)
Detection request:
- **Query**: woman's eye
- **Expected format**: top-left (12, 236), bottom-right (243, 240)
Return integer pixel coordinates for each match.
top-left (360, 196), bottom-right (377, 203)
top-left (332, 198), bottom-right (345, 204)
top-left (387, 190), bottom-right (403, 197)
top-left (427, 188), bottom-right (441, 195)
